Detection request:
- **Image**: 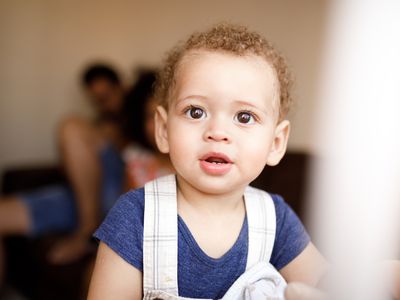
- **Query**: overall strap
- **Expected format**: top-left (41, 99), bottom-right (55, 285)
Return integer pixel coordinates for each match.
top-left (244, 186), bottom-right (276, 270)
top-left (143, 174), bottom-right (179, 296)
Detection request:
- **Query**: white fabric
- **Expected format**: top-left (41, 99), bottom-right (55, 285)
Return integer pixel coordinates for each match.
top-left (221, 261), bottom-right (286, 300)
top-left (142, 174), bottom-right (286, 300)
top-left (244, 186), bottom-right (276, 270)
top-left (143, 175), bottom-right (179, 296)
top-left (143, 290), bottom-right (199, 300)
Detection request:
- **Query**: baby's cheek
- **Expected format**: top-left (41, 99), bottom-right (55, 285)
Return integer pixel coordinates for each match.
top-left (244, 139), bottom-right (270, 163)
top-left (168, 136), bottom-right (194, 169)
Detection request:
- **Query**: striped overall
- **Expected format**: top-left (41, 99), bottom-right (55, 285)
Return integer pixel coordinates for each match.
top-left (143, 175), bottom-right (286, 300)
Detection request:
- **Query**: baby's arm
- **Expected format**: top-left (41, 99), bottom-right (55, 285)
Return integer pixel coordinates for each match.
top-left (279, 242), bottom-right (328, 286)
top-left (88, 242), bottom-right (142, 300)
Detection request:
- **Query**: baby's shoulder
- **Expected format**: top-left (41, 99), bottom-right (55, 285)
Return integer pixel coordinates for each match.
top-left (249, 186), bottom-right (289, 219)
top-left (113, 187), bottom-right (145, 215)
top-left (96, 188), bottom-right (146, 240)
top-left (268, 193), bottom-right (289, 217)
top-left (266, 192), bottom-right (311, 270)
top-left (94, 187), bottom-right (146, 270)
top-left (262, 191), bottom-right (300, 231)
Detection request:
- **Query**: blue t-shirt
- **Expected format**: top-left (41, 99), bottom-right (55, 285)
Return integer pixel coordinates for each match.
top-left (94, 187), bottom-right (310, 299)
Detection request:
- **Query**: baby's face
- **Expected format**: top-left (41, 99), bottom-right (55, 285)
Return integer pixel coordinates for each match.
top-left (155, 50), bottom-right (290, 194)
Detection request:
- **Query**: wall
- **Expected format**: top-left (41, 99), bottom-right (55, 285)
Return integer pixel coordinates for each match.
top-left (0, 0), bottom-right (328, 181)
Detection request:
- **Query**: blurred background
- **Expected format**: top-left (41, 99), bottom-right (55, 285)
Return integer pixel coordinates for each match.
top-left (0, 1), bottom-right (331, 299)
top-left (0, 0), bottom-right (328, 183)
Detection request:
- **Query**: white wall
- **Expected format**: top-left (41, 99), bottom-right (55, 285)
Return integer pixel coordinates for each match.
top-left (0, 0), bottom-right (327, 181)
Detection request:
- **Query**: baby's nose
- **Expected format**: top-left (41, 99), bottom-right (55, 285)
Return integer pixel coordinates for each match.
top-left (203, 119), bottom-right (231, 143)
top-left (206, 131), bottom-right (230, 142)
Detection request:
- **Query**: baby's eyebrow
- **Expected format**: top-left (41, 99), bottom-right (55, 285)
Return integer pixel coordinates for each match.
top-left (175, 95), bottom-right (207, 105)
top-left (233, 100), bottom-right (269, 115)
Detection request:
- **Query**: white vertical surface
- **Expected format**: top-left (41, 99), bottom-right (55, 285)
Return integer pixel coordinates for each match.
top-left (311, 1), bottom-right (400, 299)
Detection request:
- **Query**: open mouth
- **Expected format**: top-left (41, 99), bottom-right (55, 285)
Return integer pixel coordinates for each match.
top-left (200, 152), bottom-right (233, 164)
top-left (199, 152), bottom-right (233, 175)
top-left (205, 157), bottom-right (228, 164)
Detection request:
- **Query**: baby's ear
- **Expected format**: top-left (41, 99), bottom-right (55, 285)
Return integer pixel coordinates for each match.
top-left (154, 106), bottom-right (170, 154)
top-left (266, 120), bottom-right (290, 166)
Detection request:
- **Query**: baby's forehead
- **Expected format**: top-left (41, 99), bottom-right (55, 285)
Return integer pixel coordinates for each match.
top-left (170, 50), bottom-right (280, 110)
top-left (178, 49), bottom-right (274, 73)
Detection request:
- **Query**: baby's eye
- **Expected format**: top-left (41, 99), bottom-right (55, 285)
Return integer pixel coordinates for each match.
top-left (235, 111), bottom-right (255, 124)
top-left (185, 106), bottom-right (206, 119)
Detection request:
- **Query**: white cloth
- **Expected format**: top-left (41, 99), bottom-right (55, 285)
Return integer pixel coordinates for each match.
top-left (143, 175), bottom-right (179, 296)
top-left (143, 174), bottom-right (286, 300)
top-left (221, 261), bottom-right (286, 300)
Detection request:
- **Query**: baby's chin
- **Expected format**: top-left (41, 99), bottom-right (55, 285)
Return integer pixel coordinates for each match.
top-left (184, 176), bottom-right (249, 197)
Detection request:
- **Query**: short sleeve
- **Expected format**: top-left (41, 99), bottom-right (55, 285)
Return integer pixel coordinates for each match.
top-left (93, 188), bottom-right (145, 271)
top-left (269, 194), bottom-right (310, 270)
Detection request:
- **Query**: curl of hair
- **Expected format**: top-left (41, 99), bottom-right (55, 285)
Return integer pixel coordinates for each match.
top-left (154, 23), bottom-right (293, 120)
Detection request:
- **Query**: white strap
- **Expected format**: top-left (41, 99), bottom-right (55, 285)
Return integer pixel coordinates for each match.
top-left (144, 290), bottom-right (201, 300)
top-left (143, 174), bottom-right (179, 296)
top-left (244, 186), bottom-right (276, 270)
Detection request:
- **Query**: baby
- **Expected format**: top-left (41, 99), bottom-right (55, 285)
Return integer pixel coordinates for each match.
top-left (88, 23), bottom-right (328, 299)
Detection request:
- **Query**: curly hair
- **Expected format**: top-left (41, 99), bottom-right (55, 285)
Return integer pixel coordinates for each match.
top-left (154, 23), bottom-right (293, 120)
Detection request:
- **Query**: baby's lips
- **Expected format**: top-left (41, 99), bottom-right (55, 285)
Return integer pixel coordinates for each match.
top-left (200, 152), bottom-right (233, 163)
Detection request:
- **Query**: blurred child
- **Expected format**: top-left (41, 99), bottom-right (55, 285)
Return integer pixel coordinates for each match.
top-left (122, 70), bottom-right (173, 189)
top-left (88, 23), bottom-right (328, 299)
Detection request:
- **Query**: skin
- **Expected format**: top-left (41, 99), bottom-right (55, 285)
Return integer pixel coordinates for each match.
top-left (88, 50), bottom-right (328, 299)
top-left (285, 282), bottom-right (327, 300)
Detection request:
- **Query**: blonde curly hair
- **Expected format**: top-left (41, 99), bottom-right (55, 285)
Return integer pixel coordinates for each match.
top-left (154, 23), bottom-right (293, 120)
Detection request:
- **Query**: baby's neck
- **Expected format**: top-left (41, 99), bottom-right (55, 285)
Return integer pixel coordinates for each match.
top-left (176, 175), bottom-right (247, 259)
top-left (176, 175), bottom-right (245, 217)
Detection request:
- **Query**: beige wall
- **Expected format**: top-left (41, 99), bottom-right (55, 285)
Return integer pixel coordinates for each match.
top-left (0, 0), bottom-right (327, 181)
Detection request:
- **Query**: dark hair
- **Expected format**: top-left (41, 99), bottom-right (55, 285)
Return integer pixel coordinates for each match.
top-left (81, 63), bottom-right (121, 86)
top-left (122, 69), bottom-right (157, 150)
